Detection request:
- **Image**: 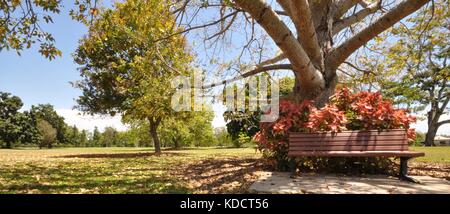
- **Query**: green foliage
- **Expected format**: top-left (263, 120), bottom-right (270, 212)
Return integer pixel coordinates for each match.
top-left (72, 0), bottom-right (192, 153)
top-left (30, 104), bottom-right (67, 145)
top-left (234, 132), bottom-right (253, 148)
top-left (91, 127), bottom-right (101, 147)
top-left (158, 111), bottom-right (216, 148)
top-left (36, 119), bottom-right (57, 148)
top-left (0, 0), bottom-right (62, 59)
top-left (100, 127), bottom-right (119, 147)
top-left (223, 76), bottom-right (294, 148)
top-left (214, 127), bottom-right (233, 147)
top-left (0, 92), bottom-right (40, 148)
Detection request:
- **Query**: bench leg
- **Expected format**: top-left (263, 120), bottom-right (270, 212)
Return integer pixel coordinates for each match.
top-left (399, 157), bottom-right (420, 183)
top-left (289, 158), bottom-right (297, 179)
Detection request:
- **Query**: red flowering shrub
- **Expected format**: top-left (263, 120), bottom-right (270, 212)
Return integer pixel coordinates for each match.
top-left (331, 88), bottom-right (416, 139)
top-left (253, 87), bottom-right (416, 169)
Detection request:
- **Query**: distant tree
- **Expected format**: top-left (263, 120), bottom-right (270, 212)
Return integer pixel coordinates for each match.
top-left (15, 111), bottom-right (41, 146)
top-left (79, 130), bottom-right (89, 147)
top-left (73, 0), bottom-right (191, 154)
top-left (66, 125), bottom-right (80, 147)
top-left (91, 127), bottom-right (101, 147)
top-left (363, 0), bottom-right (450, 146)
top-left (36, 119), bottom-right (57, 149)
top-left (0, 92), bottom-right (25, 148)
top-left (30, 104), bottom-right (67, 145)
top-left (214, 128), bottom-right (233, 148)
top-left (390, 1), bottom-right (449, 146)
top-left (101, 127), bottom-right (118, 147)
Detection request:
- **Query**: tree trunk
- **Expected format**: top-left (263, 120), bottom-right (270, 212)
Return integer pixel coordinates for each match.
top-left (292, 68), bottom-right (338, 107)
top-left (149, 117), bottom-right (162, 154)
top-left (173, 136), bottom-right (180, 150)
top-left (5, 141), bottom-right (12, 149)
top-left (424, 124), bottom-right (437, 147)
top-left (424, 108), bottom-right (443, 147)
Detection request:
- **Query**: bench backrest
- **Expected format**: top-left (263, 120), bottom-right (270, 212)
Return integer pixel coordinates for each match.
top-left (288, 129), bottom-right (409, 152)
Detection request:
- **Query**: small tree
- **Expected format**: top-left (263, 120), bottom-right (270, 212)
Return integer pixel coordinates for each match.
top-left (36, 119), bottom-right (57, 149)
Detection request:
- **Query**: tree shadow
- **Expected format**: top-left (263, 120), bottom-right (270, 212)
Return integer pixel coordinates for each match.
top-left (52, 152), bottom-right (184, 159)
top-left (170, 157), bottom-right (267, 193)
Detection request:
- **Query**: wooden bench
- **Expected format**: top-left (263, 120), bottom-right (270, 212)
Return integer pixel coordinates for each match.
top-left (288, 129), bottom-right (425, 182)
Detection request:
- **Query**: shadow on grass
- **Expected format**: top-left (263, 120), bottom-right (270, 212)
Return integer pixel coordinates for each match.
top-left (170, 157), bottom-right (267, 193)
top-left (4, 174), bottom-right (190, 194)
top-left (52, 152), bottom-right (184, 159)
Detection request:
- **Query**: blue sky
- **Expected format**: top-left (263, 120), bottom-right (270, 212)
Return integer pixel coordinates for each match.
top-left (0, 2), bottom-right (448, 135)
top-left (0, 9), bottom-right (85, 110)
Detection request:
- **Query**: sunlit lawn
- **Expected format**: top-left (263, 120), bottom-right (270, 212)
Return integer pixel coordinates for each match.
top-left (0, 146), bottom-right (449, 194)
top-left (0, 147), bottom-right (262, 194)
top-left (411, 146), bottom-right (450, 163)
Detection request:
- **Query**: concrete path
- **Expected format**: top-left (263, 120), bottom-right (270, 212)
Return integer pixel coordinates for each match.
top-left (249, 172), bottom-right (450, 194)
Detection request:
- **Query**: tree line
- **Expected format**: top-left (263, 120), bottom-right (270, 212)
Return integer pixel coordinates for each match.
top-left (0, 91), bottom-right (233, 149)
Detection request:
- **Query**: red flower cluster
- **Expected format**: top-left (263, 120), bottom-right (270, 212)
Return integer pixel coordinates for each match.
top-left (332, 88), bottom-right (416, 139)
top-left (306, 104), bottom-right (347, 133)
top-left (254, 88), bottom-right (417, 155)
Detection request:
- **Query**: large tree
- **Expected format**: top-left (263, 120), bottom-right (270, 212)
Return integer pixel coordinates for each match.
top-left (2, 0), bottom-right (433, 106)
top-left (73, 0), bottom-right (191, 154)
top-left (374, 0), bottom-right (449, 146)
top-left (159, 0), bottom-right (432, 107)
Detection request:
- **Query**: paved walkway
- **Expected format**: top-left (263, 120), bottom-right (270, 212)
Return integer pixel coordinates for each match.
top-left (249, 172), bottom-right (450, 194)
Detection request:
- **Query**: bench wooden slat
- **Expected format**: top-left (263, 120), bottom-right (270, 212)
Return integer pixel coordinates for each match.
top-left (289, 145), bottom-right (408, 151)
top-left (287, 151), bottom-right (425, 157)
top-left (289, 141), bottom-right (406, 146)
top-left (289, 135), bottom-right (406, 142)
top-left (287, 130), bottom-right (424, 159)
top-left (289, 129), bottom-right (406, 138)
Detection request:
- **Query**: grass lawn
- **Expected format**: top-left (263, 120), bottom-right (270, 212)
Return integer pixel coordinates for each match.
top-left (0, 146), bottom-right (449, 194)
top-left (0, 147), bottom-right (262, 194)
top-left (410, 146), bottom-right (450, 163)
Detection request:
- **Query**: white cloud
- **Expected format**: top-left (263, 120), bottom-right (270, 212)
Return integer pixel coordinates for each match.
top-left (212, 103), bottom-right (227, 128)
top-left (412, 114), bottom-right (450, 135)
top-left (56, 109), bottom-right (128, 132)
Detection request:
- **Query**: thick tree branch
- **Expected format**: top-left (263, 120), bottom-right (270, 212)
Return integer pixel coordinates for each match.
top-left (234, 0), bottom-right (324, 89)
top-left (437, 119), bottom-right (450, 127)
top-left (290, 0), bottom-right (324, 69)
top-left (439, 96), bottom-right (450, 113)
top-left (276, 0), bottom-right (293, 17)
top-left (328, 0), bottom-right (431, 69)
top-left (201, 64), bottom-right (292, 89)
top-left (333, 0), bottom-right (381, 35)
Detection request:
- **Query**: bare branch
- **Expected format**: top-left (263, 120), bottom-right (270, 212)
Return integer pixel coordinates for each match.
top-left (328, 0), bottom-right (431, 69)
top-left (201, 64), bottom-right (292, 89)
top-left (257, 53), bottom-right (286, 68)
top-left (154, 11), bottom-right (239, 42)
top-left (334, 0), bottom-right (361, 19)
top-left (333, 0), bottom-right (381, 35)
